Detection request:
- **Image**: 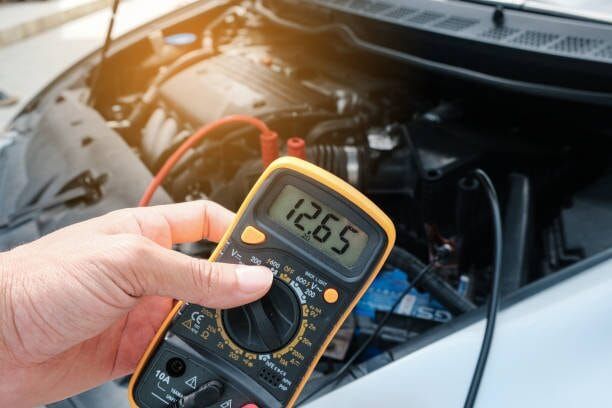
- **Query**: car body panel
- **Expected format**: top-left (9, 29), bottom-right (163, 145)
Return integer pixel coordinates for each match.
top-left (307, 252), bottom-right (612, 407)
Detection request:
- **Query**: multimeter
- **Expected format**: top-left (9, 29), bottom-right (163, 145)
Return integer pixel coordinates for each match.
top-left (129, 157), bottom-right (395, 408)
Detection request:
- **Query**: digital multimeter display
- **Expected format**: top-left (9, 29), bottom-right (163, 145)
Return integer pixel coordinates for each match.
top-left (268, 184), bottom-right (369, 267)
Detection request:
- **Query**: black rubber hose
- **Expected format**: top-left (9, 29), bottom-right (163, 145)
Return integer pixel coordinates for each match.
top-left (306, 116), bottom-right (363, 143)
top-left (389, 246), bottom-right (476, 315)
top-left (500, 173), bottom-right (532, 294)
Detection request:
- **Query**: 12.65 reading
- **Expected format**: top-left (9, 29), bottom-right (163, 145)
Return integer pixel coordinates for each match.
top-left (268, 185), bottom-right (368, 267)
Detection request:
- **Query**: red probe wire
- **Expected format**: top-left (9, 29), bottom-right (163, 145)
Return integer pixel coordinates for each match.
top-left (139, 115), bottom-right (277, 207)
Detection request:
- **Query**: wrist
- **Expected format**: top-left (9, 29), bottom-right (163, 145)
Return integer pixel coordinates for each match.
top-left (0, 250), bottom-right (70, 408)
top-left (0, 251), bottom-right (22, 402)
top-left (0, 251), bottom-right (11, 355)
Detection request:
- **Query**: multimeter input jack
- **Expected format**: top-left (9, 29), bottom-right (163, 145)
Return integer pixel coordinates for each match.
top-left (165, 357), bottom-right (186, 378)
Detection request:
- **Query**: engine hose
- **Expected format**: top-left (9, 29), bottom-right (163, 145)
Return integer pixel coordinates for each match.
top-left (307, 145), bottom-right (364, 188)
top-left (306, 116), bottom-right (364, 144)
top-left (389, 246), bottom-right (476, 315)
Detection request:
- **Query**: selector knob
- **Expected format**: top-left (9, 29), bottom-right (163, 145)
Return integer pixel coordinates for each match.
top-left (223, 279), bottom-right (300, 353)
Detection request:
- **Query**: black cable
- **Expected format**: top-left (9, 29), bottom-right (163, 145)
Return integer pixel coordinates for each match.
top-left (298, 169), bottom-right (501, 407)
top-left (87, 0), bottom-right (121, 106)
top-left (463, 169), bottom-right (503, 408)
top-left (255, 0), bottom-right (612, 107)
top-left (297, 261), bottom-right (436, 406)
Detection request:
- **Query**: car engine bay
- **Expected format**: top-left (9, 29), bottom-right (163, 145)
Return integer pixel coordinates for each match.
top-left (3, 0), bottom-right (612, 404)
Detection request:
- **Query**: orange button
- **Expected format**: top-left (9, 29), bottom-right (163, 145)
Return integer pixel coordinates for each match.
top-left (323, 288), bottom-right (339, 304)
top-left (240, 225), bottom-right (266, 245)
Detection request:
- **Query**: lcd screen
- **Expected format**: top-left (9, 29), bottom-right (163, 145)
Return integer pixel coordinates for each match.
top-left (268, 185), bottom-right (369, 268)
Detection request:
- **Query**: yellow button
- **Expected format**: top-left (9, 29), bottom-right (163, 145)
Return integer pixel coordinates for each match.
top-left (240, 225), bottom-right (266, 245)
top-left (323, 288), bottom-right (339, 304)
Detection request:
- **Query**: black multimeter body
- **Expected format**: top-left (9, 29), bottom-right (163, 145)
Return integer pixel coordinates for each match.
top-left (130, 158), bottom-right (395, 408)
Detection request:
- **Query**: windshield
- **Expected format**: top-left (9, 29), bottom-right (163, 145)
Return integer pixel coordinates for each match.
top-left (481, 0), bottom-right (612, 23)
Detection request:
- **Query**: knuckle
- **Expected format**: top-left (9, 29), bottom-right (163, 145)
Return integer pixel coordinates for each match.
top-left (105, 208), bottom-right (144, 235)
top-left (207, 263), bottom-right (222, 293)
top-left (191, 260), bottom-right (220, 299)
top-left (109, 234), bottom-right (151, 294)
top-left (189, 259), bottom-right (206, 289)
top-left (116, 234), bottom-right (150, 257)
top-left (106, 208), bottom-right (132, 223)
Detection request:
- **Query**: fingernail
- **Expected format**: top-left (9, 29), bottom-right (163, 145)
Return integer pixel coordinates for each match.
top-left (236, 266), bottom-right (273, 293)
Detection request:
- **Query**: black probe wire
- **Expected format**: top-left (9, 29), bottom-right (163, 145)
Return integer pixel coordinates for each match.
top-left (254, 0), bottom-right (612, 107)
top-left (297, 261), bottom-right (436, 406)
top-left (463, 169), bottom-right (503, 408)
top-left (298, 169), bottom-right (501, 407)
top-left (87, 0), bottom-right (121, 106)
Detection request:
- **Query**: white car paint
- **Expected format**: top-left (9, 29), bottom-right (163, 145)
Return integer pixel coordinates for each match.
top-left (308, 254), bottom-right (612, 407)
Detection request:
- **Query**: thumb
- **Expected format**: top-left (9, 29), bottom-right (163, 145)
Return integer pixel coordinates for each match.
top-left (124, 237), bottom-right (273, 308)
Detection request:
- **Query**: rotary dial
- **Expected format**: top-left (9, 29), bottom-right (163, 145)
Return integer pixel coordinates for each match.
top-left (222, 279), bottom-right (301, 353)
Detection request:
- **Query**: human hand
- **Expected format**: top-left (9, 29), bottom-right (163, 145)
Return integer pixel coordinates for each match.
top-left (0, 201), bottom-right (273, 407)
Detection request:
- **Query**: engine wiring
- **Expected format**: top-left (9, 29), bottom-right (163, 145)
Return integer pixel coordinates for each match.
top-left (139, 115), bottom-right (276, 206)
top-left (151, 107), bottom-right (334, 174)
top-left (297, 261), bottom-right (437, 406)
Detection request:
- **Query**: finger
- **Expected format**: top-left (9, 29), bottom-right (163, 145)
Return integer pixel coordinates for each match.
top-left (123, 238), bottom-right (273, 308)
top-left (100, 201), bottom-right (235, 247)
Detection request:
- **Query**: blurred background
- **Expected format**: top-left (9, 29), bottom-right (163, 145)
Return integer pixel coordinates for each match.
top-left (0, 0), bottom-right (196, 128)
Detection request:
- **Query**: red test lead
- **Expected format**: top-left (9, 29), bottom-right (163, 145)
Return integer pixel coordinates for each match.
top-left (139, 115), bottom-right (276, 207)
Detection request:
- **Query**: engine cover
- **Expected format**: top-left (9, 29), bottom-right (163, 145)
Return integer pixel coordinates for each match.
top-left (158, 52), bottom-right (330, 125)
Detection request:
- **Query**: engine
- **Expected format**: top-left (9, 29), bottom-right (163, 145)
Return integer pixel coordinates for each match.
top-left (91, 2), bottom-right (612, 367)
top-left (136, 46), bottom-right (416, 211)
top-left (112, 29), bottom-right (612, 358)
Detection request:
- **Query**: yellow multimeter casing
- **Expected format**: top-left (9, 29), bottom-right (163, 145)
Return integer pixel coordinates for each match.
top-left (129, 157), bottom-right (395, 408)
